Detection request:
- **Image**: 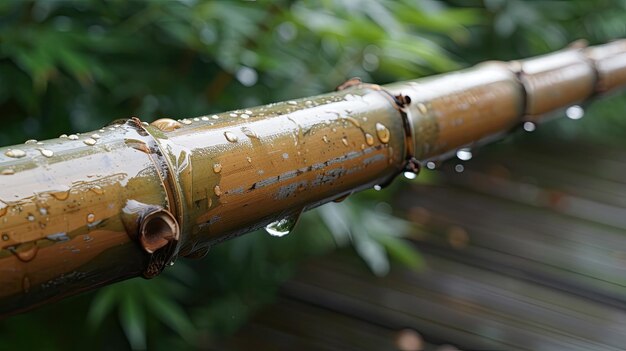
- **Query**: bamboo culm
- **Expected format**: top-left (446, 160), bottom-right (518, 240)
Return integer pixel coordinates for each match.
top-left (1, 40), bottom-right (626, 316)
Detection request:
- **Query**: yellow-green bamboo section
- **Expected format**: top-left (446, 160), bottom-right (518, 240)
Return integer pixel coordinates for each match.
top-left (1, 40), bottom-right (626, 316)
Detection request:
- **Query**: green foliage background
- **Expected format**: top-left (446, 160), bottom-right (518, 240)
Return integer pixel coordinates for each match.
top-left (0, 0), bottom-right (625, 349)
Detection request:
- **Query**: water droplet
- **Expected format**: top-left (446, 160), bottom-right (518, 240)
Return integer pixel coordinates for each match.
top-left (322, 135), bottom-right (330, 143)
top-left (37, 148), bottom-right (54, 158)
top-left (229, 113), bottom-right (238, 117)
top-left (5, 149), bottom-right (26, 158)
top-left (86, 213), bottom-right (96, 223)
top-left (91, 133), bottom-right (101, 139)
top-left (333, 193), bottom-right (350, 203)
top-left (23, 276), bottom-right (30, 293)
top-left (60, 134), bottom-right (68, 139)
top-left (50, 187), bottom-right (71, 201)
top-left (211, 115), bottom-right (219, 119)
top-left (12, 243), bottom-right (38, 262)
top-left (342, 137), bottom-right (349, 146)
top-left (90, 186), bottom-right (104, 195)
top-left (287, 101), bottom-right (298, 106)
top-left (523, 121), bottom-right (536, 132)
top-left (214, 185), bottom-right (222, 197)
top-left (193, 118), bottom-right (200, 122)
top-left (224, 131), bottom-right (238, 142)
top-left (282, 153), bottom-right (289, 159)
top-left (242, 127), bottom-right (259, 139)
top-left (27, 214), bottom-right (35, 222)
top-left (1, 169), bottom-right (15, 175)
top-left (25, 139), bottom-right (38, 145)
top-left (375, 123), bottom-right (390, 143)
top-left (403, 171), bottom-right (417, 180)
top-left (455, 164), bottom-right (465, 173)
top-left (373, 185), bottom-right (382, 191)
top-left (68, 134), bottom-right (79, 140)
top-left (426, 161), bottom-right (437, 170)
top-left (213, 163), bottom-right (222, 173)
top-left (240, 113), bottom-right (250, 119)
top-left (566, 105), bottom-right (584, 120)
top-left (343, 116), bottom-right (361, 128)
top-left (83, 138), bottom-right (97, 146)
top-left (151, 118), bottom-right (182, 132)
top-left (1, 234), bottom-right (8, 241)
top-left (364, 133), bottom-right (375, 146)
top-left (181, 119), bottom-right (192, 125)
top-left (246, 156), bottom-right (252, 163)
top-left (39, 207), bottom-right (48, 216)
top-left (456, 148), bottom-right (472, 161)
top-left (265, 213), bottom-right (300, 237)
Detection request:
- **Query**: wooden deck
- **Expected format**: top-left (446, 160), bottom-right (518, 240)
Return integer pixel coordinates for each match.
top-left (222, 139), bottom-right (626, 351)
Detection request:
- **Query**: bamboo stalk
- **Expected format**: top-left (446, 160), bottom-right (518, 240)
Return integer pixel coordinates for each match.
top-left (1, 40), bottom-right (625, 316)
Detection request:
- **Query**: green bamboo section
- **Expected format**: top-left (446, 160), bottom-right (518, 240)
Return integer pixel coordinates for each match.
top-left (1, 40), bottom-right (625, 315)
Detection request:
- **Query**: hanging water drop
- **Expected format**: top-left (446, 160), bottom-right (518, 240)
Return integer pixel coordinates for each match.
top-left (523, 121), bottom-right (536, 132)
top-left (374, 185), bottom-right (382, 191)
top-left (426, 161), bottom-right (437, 170)
top-left (265, 213), bottom-right (300, 237)
top-left (12, 243), bottom-right (38, 262)
top-left (403, 171), bottom-right (417, 180)
top-left (68, 134), bottom-right (79, 140)
top-left (566, 105), bottom-right (584, 120)
top-left (364, 133), bottom-right (375, 146)
top-left (456, 148), bottom-right (472, 161)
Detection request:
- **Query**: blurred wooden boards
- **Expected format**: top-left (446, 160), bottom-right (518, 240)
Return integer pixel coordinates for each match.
top-left (223, 140), bottom-right (626, 351)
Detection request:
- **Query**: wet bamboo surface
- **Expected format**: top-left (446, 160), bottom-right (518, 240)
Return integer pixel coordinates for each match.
top-left (223, 139), bottom-right (626, 351)
top-left (1, 40), bottom-right (626, 314)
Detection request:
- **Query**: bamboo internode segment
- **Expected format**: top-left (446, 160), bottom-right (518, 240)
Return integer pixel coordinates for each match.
top-left (386, 40), bottom-right (626, 160)
top-left (0, 40), bottom-right (625, 315)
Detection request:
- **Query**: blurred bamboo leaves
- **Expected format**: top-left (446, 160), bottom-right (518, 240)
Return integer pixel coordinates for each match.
top-left (1, 0), bottom-right (626, 350)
